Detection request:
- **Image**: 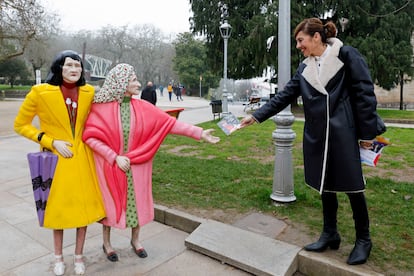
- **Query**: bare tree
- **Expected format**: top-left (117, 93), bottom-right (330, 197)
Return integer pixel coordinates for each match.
top-left (88, 24), bottom-right (175, 85)
top-left (24, 39), bottom-right (52, 79)
top-left (155, 43), bottom-right (176, 85)
top-left (127, 24), bottom-right (165, 83)
top-left (9, 20), bottom-right (177, 85)
top-left (0, 0), bottom-right (59, 61)
top-left (96, 25), bottom-right (132, 63)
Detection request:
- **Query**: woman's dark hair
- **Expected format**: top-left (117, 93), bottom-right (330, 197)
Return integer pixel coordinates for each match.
top-left (45, 50), bottom-right (86, 86)
top-left (294, 18), bottom-right (337, 43)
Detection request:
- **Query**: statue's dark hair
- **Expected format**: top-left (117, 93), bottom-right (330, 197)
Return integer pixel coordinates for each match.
top-left (45, 50), bottom-right (86, 86)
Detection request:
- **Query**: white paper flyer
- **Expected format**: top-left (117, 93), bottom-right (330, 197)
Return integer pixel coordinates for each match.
top-left (360, 136), bottom-right (390, 167)
top-left (217, 113), bottom-right (241, 135)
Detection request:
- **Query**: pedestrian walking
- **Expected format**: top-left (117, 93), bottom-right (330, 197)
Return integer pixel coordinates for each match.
top-left (158, 84), bottom-right (164, 96)
top-left (140, 81), bottom-right (157, 105)
top-left (167, 83), bottom-right (173, 102)
top-left (178, 83), bottom-right (184, 101)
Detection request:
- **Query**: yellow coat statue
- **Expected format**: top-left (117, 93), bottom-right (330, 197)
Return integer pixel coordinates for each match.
top-left (14, 83), bottom-right (105, 229)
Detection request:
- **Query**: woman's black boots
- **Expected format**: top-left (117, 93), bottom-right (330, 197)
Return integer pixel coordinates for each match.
top-left (304, 192), bottom-right (341, 252)
top-left (304, 231), bottom-right (341, 252)
top-left (347, 192), bottom-right (372, 265)
top-left (305, 192), bottom-right (372, 265)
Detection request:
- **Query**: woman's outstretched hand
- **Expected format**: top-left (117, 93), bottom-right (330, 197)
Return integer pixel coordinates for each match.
top-left (240, 115), bottom-right (256, 128)
top-left (201, 129), bottom-right (220, 144)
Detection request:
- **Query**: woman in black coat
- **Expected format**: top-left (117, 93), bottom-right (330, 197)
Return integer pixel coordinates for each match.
top-left (241, 18), bottom-right (384, 265)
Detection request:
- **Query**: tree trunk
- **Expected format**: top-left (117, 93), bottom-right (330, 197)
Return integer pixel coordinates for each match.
top-left (399, 71), bottom-right (404, 110)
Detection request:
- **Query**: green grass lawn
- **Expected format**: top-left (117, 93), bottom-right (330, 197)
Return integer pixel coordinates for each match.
top-left (0, 84), bottom-right (31, 91)
top-left (377, 109), bottom-right (414, 120)
top-left (153, 119), bottom-right (413, 273)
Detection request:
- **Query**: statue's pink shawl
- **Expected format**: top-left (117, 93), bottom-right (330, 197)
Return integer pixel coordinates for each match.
top-left (83, 99), bottom-right (176, 227)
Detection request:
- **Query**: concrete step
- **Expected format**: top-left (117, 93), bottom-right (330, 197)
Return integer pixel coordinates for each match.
top-left (185, 220), bottom-right (301, 276)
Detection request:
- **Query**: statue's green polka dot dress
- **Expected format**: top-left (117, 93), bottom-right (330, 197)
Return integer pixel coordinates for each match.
top-left (121, 97), bottom-right (138, 227)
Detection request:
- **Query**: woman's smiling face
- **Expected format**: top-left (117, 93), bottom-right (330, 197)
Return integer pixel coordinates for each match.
top-left (295, 31), bottom-right (320, 57)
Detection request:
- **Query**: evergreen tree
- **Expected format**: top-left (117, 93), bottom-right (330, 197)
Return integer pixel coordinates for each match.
top-left (0, 58), bottom-right (30, 87)
top-left (173, 32), bottom-right (220, 96)
top-left (190, 0), bottom-right (278, 79)
top-left (190, 0), bottom-right (414, 95)
top-left (332, 0), bottom-right (414, 90)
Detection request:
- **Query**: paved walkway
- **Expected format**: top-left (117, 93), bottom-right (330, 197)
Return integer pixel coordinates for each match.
top-left (1, 94), bottom-right (405, 275)
top-left (0, 95), bottom-right (252, 276)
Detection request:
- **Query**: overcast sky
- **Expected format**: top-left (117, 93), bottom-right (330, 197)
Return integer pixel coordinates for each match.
top-left (41, 0), bottom-right (192, 35)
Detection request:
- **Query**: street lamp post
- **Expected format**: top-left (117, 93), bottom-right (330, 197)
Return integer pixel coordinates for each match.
top-left (199, 75), bottom-right (202, 98)
top-left (219, 4), bottom-right (232, 114)
top-left (270, 0), bottom-right (296, 203)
